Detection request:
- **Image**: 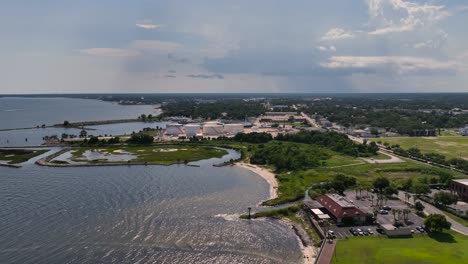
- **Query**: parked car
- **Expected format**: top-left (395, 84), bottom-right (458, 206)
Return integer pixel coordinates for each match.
top-left (376, 228), bottom-right (385, 234)
top-left (367, 228), bottom-right (374, 235)
top-left (382, 206), bottom-right (392, 211)
top-left (379, 210), bottom-right (389, 214)
top-left (356, 228), bottom-right (364, 236)
top-left (416, 226), bottom-right (425, 232)
top-left (349, 228), bottom-right (358, 236)
top-left (363, 230), bottom-right (369, 236)
top-left (328, 230), bottom-right (335, 238)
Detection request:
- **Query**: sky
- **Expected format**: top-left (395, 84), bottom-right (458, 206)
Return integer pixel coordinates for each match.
top-left (1, 0), bottom-right (468, 94)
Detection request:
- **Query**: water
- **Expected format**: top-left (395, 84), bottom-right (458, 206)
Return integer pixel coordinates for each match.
top-left (0, 150), bottom-right (302, 263)
top-left (0, 97), bottom-right (159, 130)
top-left (0, 122), bottom-right (169, 147)
top-left (0, 97), bottom-right (303, 263)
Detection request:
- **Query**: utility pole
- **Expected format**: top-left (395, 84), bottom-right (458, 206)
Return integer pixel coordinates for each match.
top-left (248, 207), bottom-right (252, 219)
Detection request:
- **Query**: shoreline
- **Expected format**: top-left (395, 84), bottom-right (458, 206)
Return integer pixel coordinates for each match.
top-left (236, 162), bottom-right (278, 200)
top-left (280, 218), bottom-right (317, 264)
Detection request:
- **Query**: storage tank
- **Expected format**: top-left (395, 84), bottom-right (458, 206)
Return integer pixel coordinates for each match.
top-left (183, 124), bottom-right (201, 137)
top-left (223, 124), bottom-right (244, 135)
top-left (203, 124), bottom-right (224, 136)
top-left (165, 124), bottom-right (184, 136)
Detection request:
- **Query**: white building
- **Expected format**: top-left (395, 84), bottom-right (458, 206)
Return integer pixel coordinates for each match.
top-left (165, 124), bottom-right (184, 136)
top-left (203, 124), bottom-right (224, 136)
top-left (183, 124), bottom-right (202, 137)
top-left (460, 125), bottom-right (468, 136)
top-left (223, 124), bottom-right (244, 135)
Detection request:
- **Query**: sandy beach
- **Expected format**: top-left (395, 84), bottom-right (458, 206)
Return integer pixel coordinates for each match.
top-left (236, 162), bottom-right (278, 200)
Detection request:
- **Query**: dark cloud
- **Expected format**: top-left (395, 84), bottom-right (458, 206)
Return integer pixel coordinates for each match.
top-left (187, 74), bottom-right (224, 79)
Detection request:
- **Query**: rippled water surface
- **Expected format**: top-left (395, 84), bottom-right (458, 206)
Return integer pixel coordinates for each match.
top-left (0, 150), bottom-right (302, 263)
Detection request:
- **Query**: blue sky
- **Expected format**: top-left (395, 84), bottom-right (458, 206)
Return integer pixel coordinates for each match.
top-left (1, 0), bottom-right (468, 93)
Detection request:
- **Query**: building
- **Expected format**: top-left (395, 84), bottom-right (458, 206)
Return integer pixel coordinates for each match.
top-left (223, 124), bottom-right (244, 135)
top-left (315, 194), bottom-right (367, 225)
top-left (460, 125), bottom-right (468, 136)
top-left (165, 124), bottom-right (184, 136)
top-left (202, 123), bottom-right (224, 136)
top-left (450, 179), bottom-right (468, 201)
top-left (183, 124), bottom-right (202, 137)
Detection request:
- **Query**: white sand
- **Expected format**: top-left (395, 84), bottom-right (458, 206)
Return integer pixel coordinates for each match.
top-left (236, 162), bottom-right (278, 199)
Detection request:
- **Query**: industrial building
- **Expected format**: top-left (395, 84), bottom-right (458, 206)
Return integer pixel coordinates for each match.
top-left (315, 194), bottom-right (367, 225)
top-left (223, 124), bottom-right (244, 135)
top-left (450, 179), bottom-right (468, 201)
top-left (183, 124), bottom-right (202, 137)
top-left (165, 124), bottom-right (184, 136)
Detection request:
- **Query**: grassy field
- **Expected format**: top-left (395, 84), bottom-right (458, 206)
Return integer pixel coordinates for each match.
top-left (68, 145), bottom-right (228, 165)
top-left (0, 149), bottom-right (48, 164)
top-left (374, 136), bottom-right (468, 159)
top-left (264, 158), bottom-right (465, 206)
top-left (332, 232), bottom-right (468, 264)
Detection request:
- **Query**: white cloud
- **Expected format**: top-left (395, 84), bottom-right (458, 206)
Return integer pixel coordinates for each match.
top-left (321, 56), bottom-right (455, 74)
top-left (367, 0), bottom-right (450, 35)
top-left (136, 20), bottom-right (163, 30)
top-left (320, 28), bottom-right (354, 41)
top-left (317, 46), bottom-right (336, 52)
top-left (79, 48), bottom-right (139, 57)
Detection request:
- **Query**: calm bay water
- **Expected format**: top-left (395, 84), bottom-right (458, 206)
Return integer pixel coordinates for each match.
top-left (0, 98), bottom-right (302, 263)
top-left (0, 97), bottom-right (158, 130)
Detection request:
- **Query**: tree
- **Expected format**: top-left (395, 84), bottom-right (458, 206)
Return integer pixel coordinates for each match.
top-left (63, 120), bottom-right (70, 126)
top-left (384, 186), bottom-right (397, 196)
top-left (415, 201), bottom-right (425, 212)
top-left (373, 177), bottom-right (390, 193)
top-left (88, 136), bottom-right (99, 145)
top-left (80, 129), bottom-right (88, 138)
top-left (424, 214), bottom-right (451, 232)
top-left (127, 133), bottom-right (154, 145)
top-left (433, 192), bottom-right (458, 207)
top-left (403, 208), bottom-right (411, 223)
top-left (413, 183), bottom-right (431, 196)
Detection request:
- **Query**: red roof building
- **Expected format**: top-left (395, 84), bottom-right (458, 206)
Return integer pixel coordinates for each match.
top-left (316, 194), bottom-right (367, 224)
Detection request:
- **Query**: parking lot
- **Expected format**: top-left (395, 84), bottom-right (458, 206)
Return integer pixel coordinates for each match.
top-left (321, 191), bottom-right (426, 239)
top-left (328, 225), bottom-right (380, 239)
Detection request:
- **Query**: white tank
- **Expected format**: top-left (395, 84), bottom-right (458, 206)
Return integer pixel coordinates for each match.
top-left (183, 124), bottom-right (201, 137)
top-left (203, 125), bottom-right (224, 136)
top-left (223, 124), bottom-right (244, 134)
top-left (165, 124), bottom-right (184, 136)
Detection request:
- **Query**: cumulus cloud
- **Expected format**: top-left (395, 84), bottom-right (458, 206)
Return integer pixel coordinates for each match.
top-left (136, 20), bottom-right (163, 29)
top-left (317, 46), bottom-right (336, 52)
top-left (79, 48), bottom-right (139, 57)
top-left (188, 74), bottom-right (224, 79)
top-left (321, 56), bottom-right (455, 74)
top-left (367, 0), bottom-right (450, 35)
top-left (320, 28), bottom-right (354, 41)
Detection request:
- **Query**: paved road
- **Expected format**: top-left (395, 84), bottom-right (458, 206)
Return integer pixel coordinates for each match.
top-left (398, 191), bottom-right (468, 235)
top-left (300, 112), bottom-right (320, 128)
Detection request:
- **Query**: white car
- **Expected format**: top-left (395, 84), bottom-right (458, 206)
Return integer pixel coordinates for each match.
top-left (367, 229), bottom-right (374, 235)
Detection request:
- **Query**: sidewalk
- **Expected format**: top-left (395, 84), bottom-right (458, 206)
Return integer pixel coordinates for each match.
top-left (316, 240), bottom-right (336, 264)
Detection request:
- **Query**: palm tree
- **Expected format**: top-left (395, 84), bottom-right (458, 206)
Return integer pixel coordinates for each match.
top-left (403, 208), bottom-right (411, 223)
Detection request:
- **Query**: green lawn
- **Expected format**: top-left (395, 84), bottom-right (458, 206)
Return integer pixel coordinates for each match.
top-left (374, 136), bottom-right (468, 159)
top-left (264, 159), bottom-right (465, 206)
top-left (68, 145), bottom-right (228, 165)
top-left (0, 149), bottom-right (48, 164)
top-left (332, 232), bottom-right (468, 264)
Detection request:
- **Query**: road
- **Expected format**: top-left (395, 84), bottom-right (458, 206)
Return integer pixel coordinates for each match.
top-left (397, 191), bottom-right (468, 235)
top-left (300, 112), bottom-right (320, 128)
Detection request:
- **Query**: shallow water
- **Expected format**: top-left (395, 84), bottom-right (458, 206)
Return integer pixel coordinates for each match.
top-left (0, 149), bottom-right (302, 263)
